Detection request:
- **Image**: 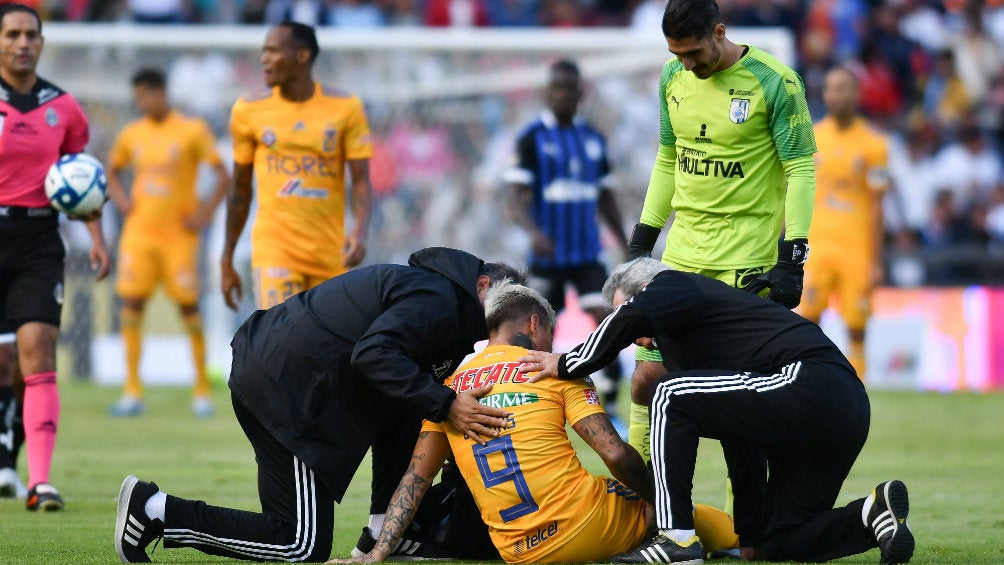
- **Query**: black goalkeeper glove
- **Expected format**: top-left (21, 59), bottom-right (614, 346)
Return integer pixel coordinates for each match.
top-left (743, 238), bottom-right (809, 309)
top-left (627, 223), bottom-right (661, 261)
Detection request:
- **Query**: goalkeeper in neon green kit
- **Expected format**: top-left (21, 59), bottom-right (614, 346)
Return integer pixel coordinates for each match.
top-left (624, 0), bottom-right (817, 542)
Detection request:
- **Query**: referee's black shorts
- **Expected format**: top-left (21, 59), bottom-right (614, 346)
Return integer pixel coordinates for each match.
top-left (0, 207), bottom-right (65, 333)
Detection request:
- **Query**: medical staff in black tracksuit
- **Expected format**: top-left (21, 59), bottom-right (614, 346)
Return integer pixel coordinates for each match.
top-left (520, 259), bottom-right (915, 565)
top-left (114, 247), bottom-right (519, 563)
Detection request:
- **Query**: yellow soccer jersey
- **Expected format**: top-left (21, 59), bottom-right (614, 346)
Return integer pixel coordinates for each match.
top-left (109, 110), bottom-right (221, 236)
top-left (810, 116), bottom-right (889, 258)
top-left (230, 83), bottom-right (372, 277)
top-left (423, 345), bottom-right (637, 564)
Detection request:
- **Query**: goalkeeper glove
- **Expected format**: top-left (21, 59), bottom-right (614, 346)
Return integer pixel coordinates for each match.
top-left (743, 238), bottom-right (809, 309)
top-left (627, 223), bottom-right (661, 261)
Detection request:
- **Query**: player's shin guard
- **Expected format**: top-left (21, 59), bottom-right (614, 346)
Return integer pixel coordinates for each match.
top-left (182, 313), bottom-right (209, 397)
top-left (122, 308), bottom-right (143, 399)
top-left (23, 372), bottom-right (59, 488)
top-left (628, 402), bottom-right (650, 463)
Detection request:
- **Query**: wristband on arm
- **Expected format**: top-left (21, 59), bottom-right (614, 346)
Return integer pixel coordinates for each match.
top-left (627, 223), bottom-right (661, 261)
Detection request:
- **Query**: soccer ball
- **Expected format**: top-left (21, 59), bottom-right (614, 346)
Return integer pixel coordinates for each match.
top-left (44, 152), bottom-right (108, 216)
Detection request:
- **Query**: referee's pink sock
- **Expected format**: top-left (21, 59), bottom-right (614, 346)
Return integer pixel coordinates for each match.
top-left (23, 372), bottom-right (60, 489)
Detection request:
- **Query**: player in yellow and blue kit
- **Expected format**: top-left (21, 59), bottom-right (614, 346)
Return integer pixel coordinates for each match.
top-left (339, 281), bottom-right (739, 564)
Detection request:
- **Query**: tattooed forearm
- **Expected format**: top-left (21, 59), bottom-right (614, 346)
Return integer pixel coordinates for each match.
top-left (372, 455), bottom-right (435, 559)
top-left (573, 413), bottom-right (655, 503)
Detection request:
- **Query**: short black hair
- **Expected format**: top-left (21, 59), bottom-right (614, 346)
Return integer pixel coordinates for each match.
top-left (131, 67), bottom-right (167, 90)
top-left (278, 20), bottom-right (320, 64)
top-left (0, 3), bottom-right (42, 33)
top-left (480, 262), bottom-right (526, 286)
top-left (662, 0), bottom-right (721, 41)
top-left (550, 59), bottom-right (580, 79)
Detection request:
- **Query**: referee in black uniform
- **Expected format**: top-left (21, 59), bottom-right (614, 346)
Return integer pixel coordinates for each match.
top-left (520, 258), bottom-right (915, 565)
top-left (114, 247), bottom-right (521, 563)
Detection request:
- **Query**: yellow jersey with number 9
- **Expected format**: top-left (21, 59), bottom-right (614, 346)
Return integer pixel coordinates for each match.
top-left (230, 83), bottom-right (372, 277)
top-left (423, 345), bottom-right (641, 564)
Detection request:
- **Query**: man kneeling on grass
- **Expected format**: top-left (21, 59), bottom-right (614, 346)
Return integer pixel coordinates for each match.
top-left (335, 281), bottom-right (739, 564)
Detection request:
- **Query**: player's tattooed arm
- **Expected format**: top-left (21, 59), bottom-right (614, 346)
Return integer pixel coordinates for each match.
top-left (360, 431), bottom-right (450, 563)
top-left (573, 413), bottom-right (655, 503)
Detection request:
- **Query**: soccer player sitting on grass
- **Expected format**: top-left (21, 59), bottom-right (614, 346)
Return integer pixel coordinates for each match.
top-left (337, 281), bottom-right (739, 564)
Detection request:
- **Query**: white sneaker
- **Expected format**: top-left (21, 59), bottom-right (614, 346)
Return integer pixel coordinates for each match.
top-left (192, 396), bottom-right (214, 418)
top-left (0, 467), bottom-right (28, 499)
top-left (108, 396), bottom-right (145, 417)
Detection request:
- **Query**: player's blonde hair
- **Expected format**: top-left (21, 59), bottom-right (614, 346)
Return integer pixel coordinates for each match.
top-left (484, 280), bottom-right (556, 333)
top-left (602, 258), bottom-right (670, 306)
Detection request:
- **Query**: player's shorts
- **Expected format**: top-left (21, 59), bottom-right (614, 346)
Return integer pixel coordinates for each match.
top-left (0, 207), bottom-right (64, 331)
top-left (635, 262), bottom-right (769, 363)
top-left (116, 231), bottom-right (199, 304)
top-left (528, 262), bottom-right (608, 313)
top-left (799, 252), bottom-right (872, 330)
top-left (507, 477), bottom-right (646, 564)
top-left (252, 266), bottom-right (334, 310)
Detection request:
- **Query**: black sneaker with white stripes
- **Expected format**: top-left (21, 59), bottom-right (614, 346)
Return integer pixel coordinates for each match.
top-left (115, 475), bottom-right (164, 563)
top-left (610, 534), bottom-right (705, 564)
top-left (350, 526), bottom-right (453, 561)
top-left (867, 480), bottom-right (914, 564)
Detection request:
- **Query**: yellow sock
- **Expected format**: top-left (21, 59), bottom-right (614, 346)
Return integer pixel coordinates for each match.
top-left (121, 308), bottom-right (143, 399)
top-left (849, 339), bottom-right (865, 381)
top-left (183, 312), bottom-right (209, 398)
top-left (628, 402), bottom-right (650, 463)
top-left (693, 503), bottom-right (739, 554)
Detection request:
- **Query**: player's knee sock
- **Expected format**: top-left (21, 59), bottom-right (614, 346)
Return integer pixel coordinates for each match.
top-left (23, 372), bottom-right (59, 488)
top-left (0, 387), bottom-right (16, 468)
top-left (849, 338), bottom-right (865, 380)
top-left (122, 308), bottom-right (143, 399)
top-left (183, 312), bottom-right (209, 397)
top-left (693, 503), bottom-right (739, 554)
top-left (368, 513), bottom-right (385, 537)
top-left (628, 402), bottom-right (650, 463)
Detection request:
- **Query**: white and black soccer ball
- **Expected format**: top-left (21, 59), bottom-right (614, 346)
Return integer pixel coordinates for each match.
top-left (44, 152), bottom-right (108, 216)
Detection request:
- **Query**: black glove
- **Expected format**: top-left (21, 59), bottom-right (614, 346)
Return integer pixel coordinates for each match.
top-left (627, 223), bottom-right (661, 261)
top-left (743, 239), bottom-right (809, 309)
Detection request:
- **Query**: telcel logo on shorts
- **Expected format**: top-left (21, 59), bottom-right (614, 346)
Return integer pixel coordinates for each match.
top-left (514, 521), bottom-right (559, 556)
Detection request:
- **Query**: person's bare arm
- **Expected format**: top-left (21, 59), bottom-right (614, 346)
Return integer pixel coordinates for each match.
top-left (327, 431), bottom-right (450, 563)
top-left (343, 158), bottom-right (372, 268)
top-left (572, 413), bottom-right (654, 503)
top-left (220, 163), bottom-right (254, 310)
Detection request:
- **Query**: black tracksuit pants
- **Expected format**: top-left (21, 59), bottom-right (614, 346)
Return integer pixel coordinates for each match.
top-left (162, 395), bottom-right (335, 562)
top-left (650, 359), bottom-right (878, 562)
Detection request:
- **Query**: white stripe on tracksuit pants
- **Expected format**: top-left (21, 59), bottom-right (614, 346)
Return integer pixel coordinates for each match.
top-left (650, 362), bottom-right (802, 530)
top-left (161, 396), bottom-right (335, 562)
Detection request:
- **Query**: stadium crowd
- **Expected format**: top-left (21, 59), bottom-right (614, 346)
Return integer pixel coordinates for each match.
top-left (44, 0), bottom-right (1004, 291)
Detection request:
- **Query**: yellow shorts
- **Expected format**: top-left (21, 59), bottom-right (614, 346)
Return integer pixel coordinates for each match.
top-left (517, 481), bottom-right (646, 564)
top-left (252, 266), bottom-right (335, 310)
top-left (799, 253), bottom-right (872, 330)
top-left (116, 233), bottom-right (199, 304)
top-left (635, 262), bottom-right (769, 363)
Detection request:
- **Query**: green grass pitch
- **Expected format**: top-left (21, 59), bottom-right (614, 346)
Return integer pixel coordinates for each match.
top-left (0, 380), bottom-right (1001, 564)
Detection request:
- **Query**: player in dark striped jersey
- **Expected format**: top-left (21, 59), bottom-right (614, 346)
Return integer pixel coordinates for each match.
top-left (506, 59), bottom-right (629, 427)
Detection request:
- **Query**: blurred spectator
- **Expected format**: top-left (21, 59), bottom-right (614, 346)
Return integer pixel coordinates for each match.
top-left (486, 0), bottom-right (539, 26)
top-left (128, 0), bottom-right (189, 22)
top-left (898, 0), bottom-right (950, 53)
top-left (326, 0), bottom-right (385, 26)
top-left (886, 116), bottom-right (941, 233)
top-left (540, 0), bottom-right (581, 26)
top-left (951, 5), bottom-right (1003, 107)
top-left (265, 0), bottom-right (324, 24)
top-left (804, 0), bottom-right (868, 62)
top-left (933, 120), bottom-right (1003, 205)
top-left (922, 49), bottom-right (972, 130)
top-left (629, 0), bottom-right (663, 32)
top-left (423, 0), bottom-right (490, 26)
top-left (921, 189), bottom-right (972, 249)
top-left (848, 42), bottom-right (904, 121)
top-left (870, 3), bottom-right (927, 110)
